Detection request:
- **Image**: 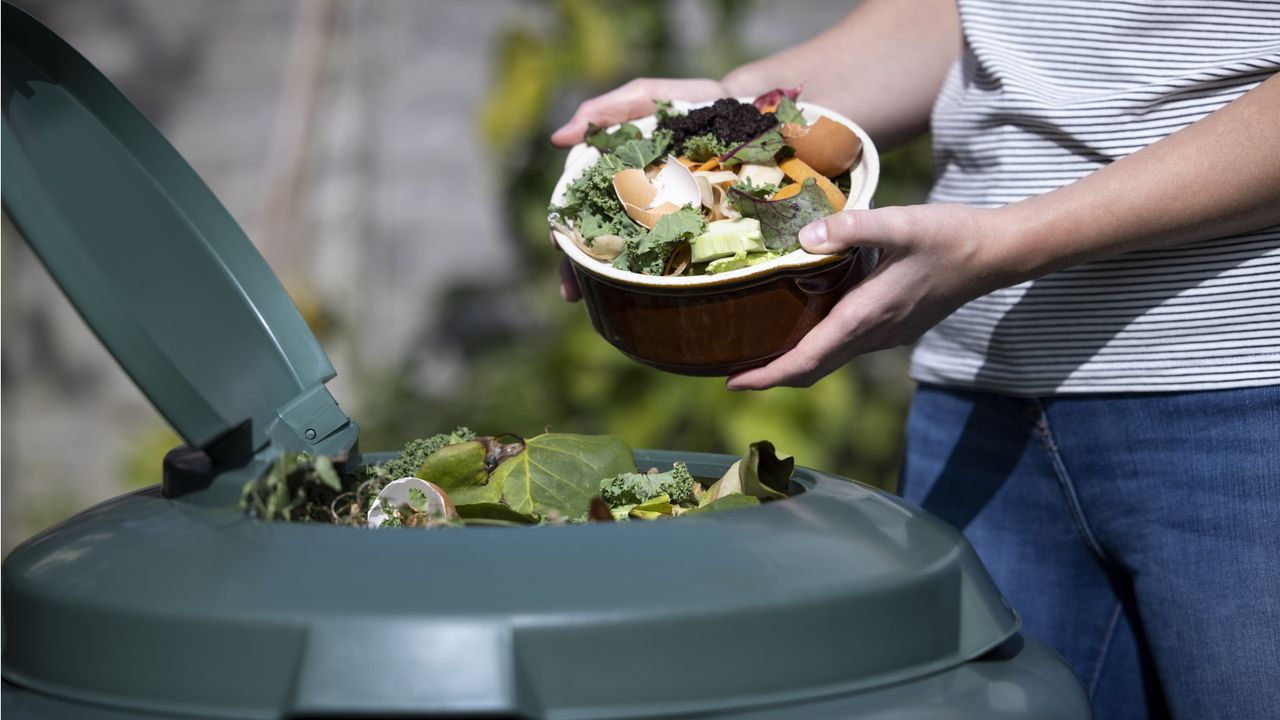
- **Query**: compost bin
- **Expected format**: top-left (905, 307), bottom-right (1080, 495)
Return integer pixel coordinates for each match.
top-left (1, 4), bottom-right (1091, 718)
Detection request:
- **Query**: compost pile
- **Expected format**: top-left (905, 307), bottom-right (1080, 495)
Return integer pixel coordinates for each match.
top-left (241, 429), bottom-right (794, 529)
top-left (547, 86), bottom-right (864, 277)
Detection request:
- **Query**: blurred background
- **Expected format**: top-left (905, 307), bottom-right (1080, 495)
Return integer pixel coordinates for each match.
top-left (1, 0), bottom-right (933, 555)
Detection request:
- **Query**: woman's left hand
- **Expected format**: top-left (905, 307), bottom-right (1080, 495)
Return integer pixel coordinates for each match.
top-left (726, 203), bottom-right (1019, 390)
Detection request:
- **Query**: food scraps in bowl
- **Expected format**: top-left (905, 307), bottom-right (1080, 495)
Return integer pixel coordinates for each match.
top-left (239, 427), bottom-right (796, 528)
top-left (547, 88), bottom-right (865, 279)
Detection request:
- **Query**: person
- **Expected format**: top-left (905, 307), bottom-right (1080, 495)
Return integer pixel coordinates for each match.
top-left (549, 1), bottom-right (1280, 718)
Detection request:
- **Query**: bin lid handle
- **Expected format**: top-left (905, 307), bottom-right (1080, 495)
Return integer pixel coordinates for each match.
top-left (2, 2), bottom-right (357, 465)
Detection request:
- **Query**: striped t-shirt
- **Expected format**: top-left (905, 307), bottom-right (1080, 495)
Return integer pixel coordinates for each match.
top-left (911, 0), bottom-right (1280, 394)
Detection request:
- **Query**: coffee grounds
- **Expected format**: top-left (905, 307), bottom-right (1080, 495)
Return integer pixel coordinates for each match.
top-left (658, 98), bottom-right (778, 154)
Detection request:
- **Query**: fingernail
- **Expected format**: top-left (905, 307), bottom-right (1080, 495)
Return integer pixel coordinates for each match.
top-left (799, 221), bottom-right (828, 251)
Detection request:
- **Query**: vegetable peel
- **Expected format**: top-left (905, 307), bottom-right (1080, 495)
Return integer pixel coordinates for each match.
top-left (778, 157), bottom-right (846, 211)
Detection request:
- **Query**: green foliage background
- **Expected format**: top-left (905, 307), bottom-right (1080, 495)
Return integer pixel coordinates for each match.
top-left (356, 0), bottom-right (934, 491)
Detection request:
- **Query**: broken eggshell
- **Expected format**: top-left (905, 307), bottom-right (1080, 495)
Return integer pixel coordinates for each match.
top-left (781, 116), bottom-right (863, 178)
top-left (367, 477), bottom-right (458, 528)
top-left (613, 156), bottom-right (701, 229)
top-left (693, 169), bottom-right (742, 219)
top-left (735, 163), bottom-right (786, 189)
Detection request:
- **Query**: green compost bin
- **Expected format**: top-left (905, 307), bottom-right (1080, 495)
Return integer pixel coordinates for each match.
top-left (1, 4), bottom-right (1091, 718)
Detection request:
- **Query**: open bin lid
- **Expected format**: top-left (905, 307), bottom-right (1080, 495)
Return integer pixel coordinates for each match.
top-left (1, 1), bottom-right (357, 465)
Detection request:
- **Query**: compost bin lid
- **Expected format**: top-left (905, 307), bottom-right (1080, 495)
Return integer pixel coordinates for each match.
top-left (1, 2), bottom-right (357, 465)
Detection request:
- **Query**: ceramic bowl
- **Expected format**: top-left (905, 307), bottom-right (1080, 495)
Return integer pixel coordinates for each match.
top-left (549, 100), bottom-right (880, 376)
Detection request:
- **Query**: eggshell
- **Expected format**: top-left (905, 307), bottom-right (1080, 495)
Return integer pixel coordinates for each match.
top-left (367, 477), bottom-right (459, 528)
top-left (663, 243), bottom-right (693, 276)
top-left (651, 156), bottom-right (702, 209)
top-left (694, 170), bottom-right (740, 185)
top-left (782, 116), bottom-right (863, 177)
top-left (613, 168), bottom-right (681, 229)
top-left (694, 170), bottom-right (742, 212)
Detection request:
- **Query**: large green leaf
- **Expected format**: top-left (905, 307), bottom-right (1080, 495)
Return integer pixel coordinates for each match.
top-left (490, 433), bottom-right (636, 516)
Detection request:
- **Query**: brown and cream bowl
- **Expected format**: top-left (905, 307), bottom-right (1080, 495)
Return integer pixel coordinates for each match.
top-left (548, 100), bottom-right (881, 376)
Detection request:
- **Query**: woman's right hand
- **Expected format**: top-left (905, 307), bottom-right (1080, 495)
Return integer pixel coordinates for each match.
top-left (552, 78), bottom-right (729, 300)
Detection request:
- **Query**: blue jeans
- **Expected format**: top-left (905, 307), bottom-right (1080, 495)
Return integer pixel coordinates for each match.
top-left (900, 384), bottom-right (1280, 720)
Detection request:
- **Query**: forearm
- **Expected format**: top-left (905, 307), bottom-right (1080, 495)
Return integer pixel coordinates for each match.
top-left (721, 0), bottom-right (961, 149)
top-left (993, 74), bottom-right (1280, 284)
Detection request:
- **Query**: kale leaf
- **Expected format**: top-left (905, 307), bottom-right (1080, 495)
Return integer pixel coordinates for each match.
top-left (601, 462), bottom-right (697, 507)
top-left (584, 122), bottom-right (643, 153)
top-left (612, 206), bottom-right (707, 275)
top-left (681, 132), bottom-right (728, 162)
top-left (730, 177), bottom-right (779, 199)
top-left (554, 129), bottom-right (674, 243)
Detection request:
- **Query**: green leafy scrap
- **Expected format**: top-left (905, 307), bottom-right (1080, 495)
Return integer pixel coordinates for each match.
top-left (730, 177), bottom-right (778, 200)
top-left (719, 128), bottom-right (785, 167)
top-left (611, 127), bottom-right (674, 169)
top-left (629, 494), bottom-right (675, 520)
top-left (773, 96), bottom-right (807, 126)
top-left (584, 122), bottom-right (643, 153)
top-left (241, 451), bottom-right (347, 523)
top-left (612, 206), bottom-right (707, 275)
top-left (728, 178), bottom-right (835, 252)
top-left (600, 462), bottom-right (696, 507)
top-left (681, 132), bottom-right (728, 162)
top-left (407, 487), bottom-right (429, 511)
top-left (370, 427), bottom-right (477, 481)
top-left (554, 129), bottom-right (673, 243)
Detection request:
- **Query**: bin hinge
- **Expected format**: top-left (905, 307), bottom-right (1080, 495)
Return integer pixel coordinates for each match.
top-left (267, 383), bottom-right (359, 457)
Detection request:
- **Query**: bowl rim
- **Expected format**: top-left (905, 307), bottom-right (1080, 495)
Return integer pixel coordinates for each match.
top-left (548, 98), bottom-right (880, 289)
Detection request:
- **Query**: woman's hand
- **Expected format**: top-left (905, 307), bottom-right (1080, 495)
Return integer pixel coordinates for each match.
top-left (550, 78), bottom-right (729, 148)
top-left (726, 203), bottom-right (1019, 390)
top-left (552, 77), bottom-right (729, 301)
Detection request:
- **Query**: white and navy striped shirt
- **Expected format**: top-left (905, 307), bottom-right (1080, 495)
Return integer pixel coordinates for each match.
top-left (911, 0), bottom-right (1280, 394)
